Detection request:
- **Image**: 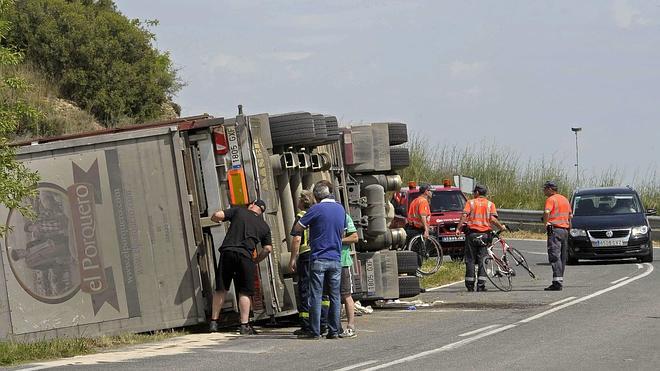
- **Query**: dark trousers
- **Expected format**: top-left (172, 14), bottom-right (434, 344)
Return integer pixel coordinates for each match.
top-left (547, 228), bottom-right (568, 284)
top-left (465, 231), bottom-right (490, 288)
top-left (404, 225), bottom-right (423, 246)
top-left (297, 252), bottom-right (311, 330)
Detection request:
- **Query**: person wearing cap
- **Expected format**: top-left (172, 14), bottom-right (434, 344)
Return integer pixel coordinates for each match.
top-left (542, 181), bottom-right (572, 291)
top-left (457, 184), bottom-right (506, 292)
top-left (405, 183), bottom-right (433, 245)
top-left (208, 199), bottom-right (273, 334)
top-left (288, 190), bottom-right (315, 335)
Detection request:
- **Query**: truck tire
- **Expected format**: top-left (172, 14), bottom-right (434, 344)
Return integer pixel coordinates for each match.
top-left (396, 251), bottom-right (419, 276)
top-left (387, 123), bottom-right (408, 145)
top-left (398, 276), bottom-right (421, 298)
top-left (269, 117), bottom-right (316, 146)
top-left (269, 112), bottom-right (312, 123)
top-left (389, 147), bottom-right (410, 169)
top-left (325, 116), bottom-right (341, 140)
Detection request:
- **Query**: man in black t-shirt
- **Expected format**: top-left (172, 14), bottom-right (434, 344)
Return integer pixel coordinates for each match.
top-left (208, 199), bottom-right (272, 335)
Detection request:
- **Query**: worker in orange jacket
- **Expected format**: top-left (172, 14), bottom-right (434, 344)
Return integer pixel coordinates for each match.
top-left (457, 184), bottom-right (506, 292)
top-left (405, 183), bottom-right (432, 245)
top-left (542, 180), bottom-right (572, 291)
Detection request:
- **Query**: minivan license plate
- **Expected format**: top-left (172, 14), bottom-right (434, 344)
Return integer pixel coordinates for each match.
top-left (593, 240), bottom-right (625, 247)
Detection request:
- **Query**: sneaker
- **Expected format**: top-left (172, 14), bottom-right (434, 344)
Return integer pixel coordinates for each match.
top-left (466, 286), bottom-right (474, 292)
top-left (476, 286), bottom-right (488, 292)
top-left (208, 320), bottom-right (219, 333)
top-left (544, 283), bottom-right (563, 291)
top-left (297, 332), bottom-right (321, 340)
top-left (239, 324), bottom-right (258, 335)
top-left (326, 333), bottom-right (339, 339)
top-left (293, 328), bottom-right (307, 336)
top-left (339, 328), bottom-right (356, 338)
top-left (320, 327), bottom-right (329, 336)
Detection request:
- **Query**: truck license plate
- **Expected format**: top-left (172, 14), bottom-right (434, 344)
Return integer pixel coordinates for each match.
top-left (442, 235), bottom-right (465, 242)
top-left (365, 258), bottom-right (376, 295)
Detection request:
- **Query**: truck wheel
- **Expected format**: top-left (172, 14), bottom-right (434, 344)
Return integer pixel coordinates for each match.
top-left (398, 276), bottom-right (421, 298)
top-left (389, 147), bottom-right (410, 169)
top-left (387, 123), bottom-right (408, 145)
top-left (324, 116), bottom-right (341, 140)
top-left (396, 251), bottom-right (419, 276)
top-left (269, 116), bottom-right (316, 146)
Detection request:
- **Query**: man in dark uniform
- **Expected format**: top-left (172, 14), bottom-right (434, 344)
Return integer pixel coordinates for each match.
top-left (208, 200), bottom-right (273, 335)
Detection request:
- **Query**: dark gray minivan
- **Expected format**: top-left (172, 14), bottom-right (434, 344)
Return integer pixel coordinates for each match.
top-left (567, 187), bottom-right (656, 264)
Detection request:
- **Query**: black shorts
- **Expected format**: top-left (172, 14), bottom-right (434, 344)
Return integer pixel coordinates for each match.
top-left (216, 250), bottom-right (256, 296)
top-left (340, 267), bottom-right (353, 296)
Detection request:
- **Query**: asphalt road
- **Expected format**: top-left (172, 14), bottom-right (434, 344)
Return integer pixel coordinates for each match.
top-left (12, 240), bottom-right (660, 371)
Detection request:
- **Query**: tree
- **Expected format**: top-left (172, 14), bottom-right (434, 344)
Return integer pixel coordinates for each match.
top-left (0, 0), bottom-right (39, 236)
top-left (6, 0), bottom-right (182, 126)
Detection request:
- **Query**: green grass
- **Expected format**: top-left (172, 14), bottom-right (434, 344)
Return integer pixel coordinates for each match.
top-left (420, 261), bottom-right (465, 289)
top-left (400, 133), bottom-right (660, 211)
top-left (0, 330), bottom-right (183, 367)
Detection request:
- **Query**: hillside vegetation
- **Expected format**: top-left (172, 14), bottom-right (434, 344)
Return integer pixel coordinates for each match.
top-left (400, 134), bottom-right (660, 211)
top-left (3, 0), bottom-right (181, 137)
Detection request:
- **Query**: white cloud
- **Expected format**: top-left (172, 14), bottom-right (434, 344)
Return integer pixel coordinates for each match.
top-left (206, 53), bottom-right (257, 75)
top-left (447, 86), bottom-right (483, 100)
top-left (612, 0), bottom-right (650, 29)
top-left (449, 61), bottom-right (486, 78)
top-left (266, 51), bottom-right (314, 62)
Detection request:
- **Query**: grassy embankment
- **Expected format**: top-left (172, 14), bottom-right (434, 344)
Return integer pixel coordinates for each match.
top-left (400, 134), bottom-right (660, 211)
top-left (0, 331), bottom-right (183, 367)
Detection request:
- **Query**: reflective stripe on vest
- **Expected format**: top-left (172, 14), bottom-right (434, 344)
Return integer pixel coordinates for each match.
top-left (547, 194), bottom-right (571, 228)
top-left (467, 198), bottom-right (493, 231)
top-left (297, 211), bottom-right (311, 254)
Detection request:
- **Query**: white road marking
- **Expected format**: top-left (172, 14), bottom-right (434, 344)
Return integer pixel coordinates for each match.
top-left (394, 309), bottom-right (482, 313)
top-left (636, 263), bottom-right (643, 269)
top-left (363, 325), bottom-right (517, 370)
top-left (425, 280), bottom-right (464, 291)
top-left (363, 263), bottom-right (655, 370)
top-left (518, 264), bottom-right (653, 324)
top-left (458, 324), bottom-right (501, 337)
top-left (335, 360), bottom-right (378, 371)
top-left (610, 277), bottom-right (629, 285)
top-left (520, 250), bottom-right (546, 255)
top-left (549, 296), bottom-right (577, 306)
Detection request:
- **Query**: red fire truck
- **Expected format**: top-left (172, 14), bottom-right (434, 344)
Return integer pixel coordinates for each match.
top-left (391, 180), bottom-right (468, 260)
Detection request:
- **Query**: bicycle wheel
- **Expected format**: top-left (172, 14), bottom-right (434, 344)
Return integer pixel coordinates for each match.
top-left (507, 247), bottom-right (536, 279)
top-left (482, 255), bottom-right (512, 291)
top-left (407, 235), bottom-right (443, 276)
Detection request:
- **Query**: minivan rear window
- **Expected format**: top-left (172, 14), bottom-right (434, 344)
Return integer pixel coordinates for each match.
top-left (573, 194), bottom-right (641, 216)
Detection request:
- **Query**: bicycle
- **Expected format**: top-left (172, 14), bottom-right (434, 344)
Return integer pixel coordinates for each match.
top-left (406, 234), bottom-right (443, 276)
top-left (480, 230), bottom-right (535, 291)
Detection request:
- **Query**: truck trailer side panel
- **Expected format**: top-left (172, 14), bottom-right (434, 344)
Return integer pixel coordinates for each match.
top-left (0, 127), bottom-right (204, 340)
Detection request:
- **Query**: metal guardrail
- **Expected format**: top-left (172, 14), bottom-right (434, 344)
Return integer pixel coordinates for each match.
top-left (498, 209), bottom-right (660, 240)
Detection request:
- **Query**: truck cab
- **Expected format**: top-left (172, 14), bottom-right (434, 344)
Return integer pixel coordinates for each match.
top-left (392, 180), bottom-right (467, 260)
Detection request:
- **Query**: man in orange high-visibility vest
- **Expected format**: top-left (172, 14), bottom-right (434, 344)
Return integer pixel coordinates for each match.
top-left (542, 180), bottom-right (572, 291)
top-left (405, 183), bottom-right (432, 245)
top-left (457, 184), bottom-right (506, 292)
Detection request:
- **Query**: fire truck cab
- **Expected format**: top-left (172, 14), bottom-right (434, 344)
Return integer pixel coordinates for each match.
top-left (392, 180), bottom-right (468, 260)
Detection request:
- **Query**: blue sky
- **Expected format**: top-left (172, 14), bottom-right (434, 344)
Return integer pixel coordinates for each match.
top-left (114, 0), bottom-right (659, 184)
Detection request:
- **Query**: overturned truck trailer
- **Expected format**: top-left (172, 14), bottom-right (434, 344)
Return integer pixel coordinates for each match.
top-left (0, 109), bottom-right (417, 341)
